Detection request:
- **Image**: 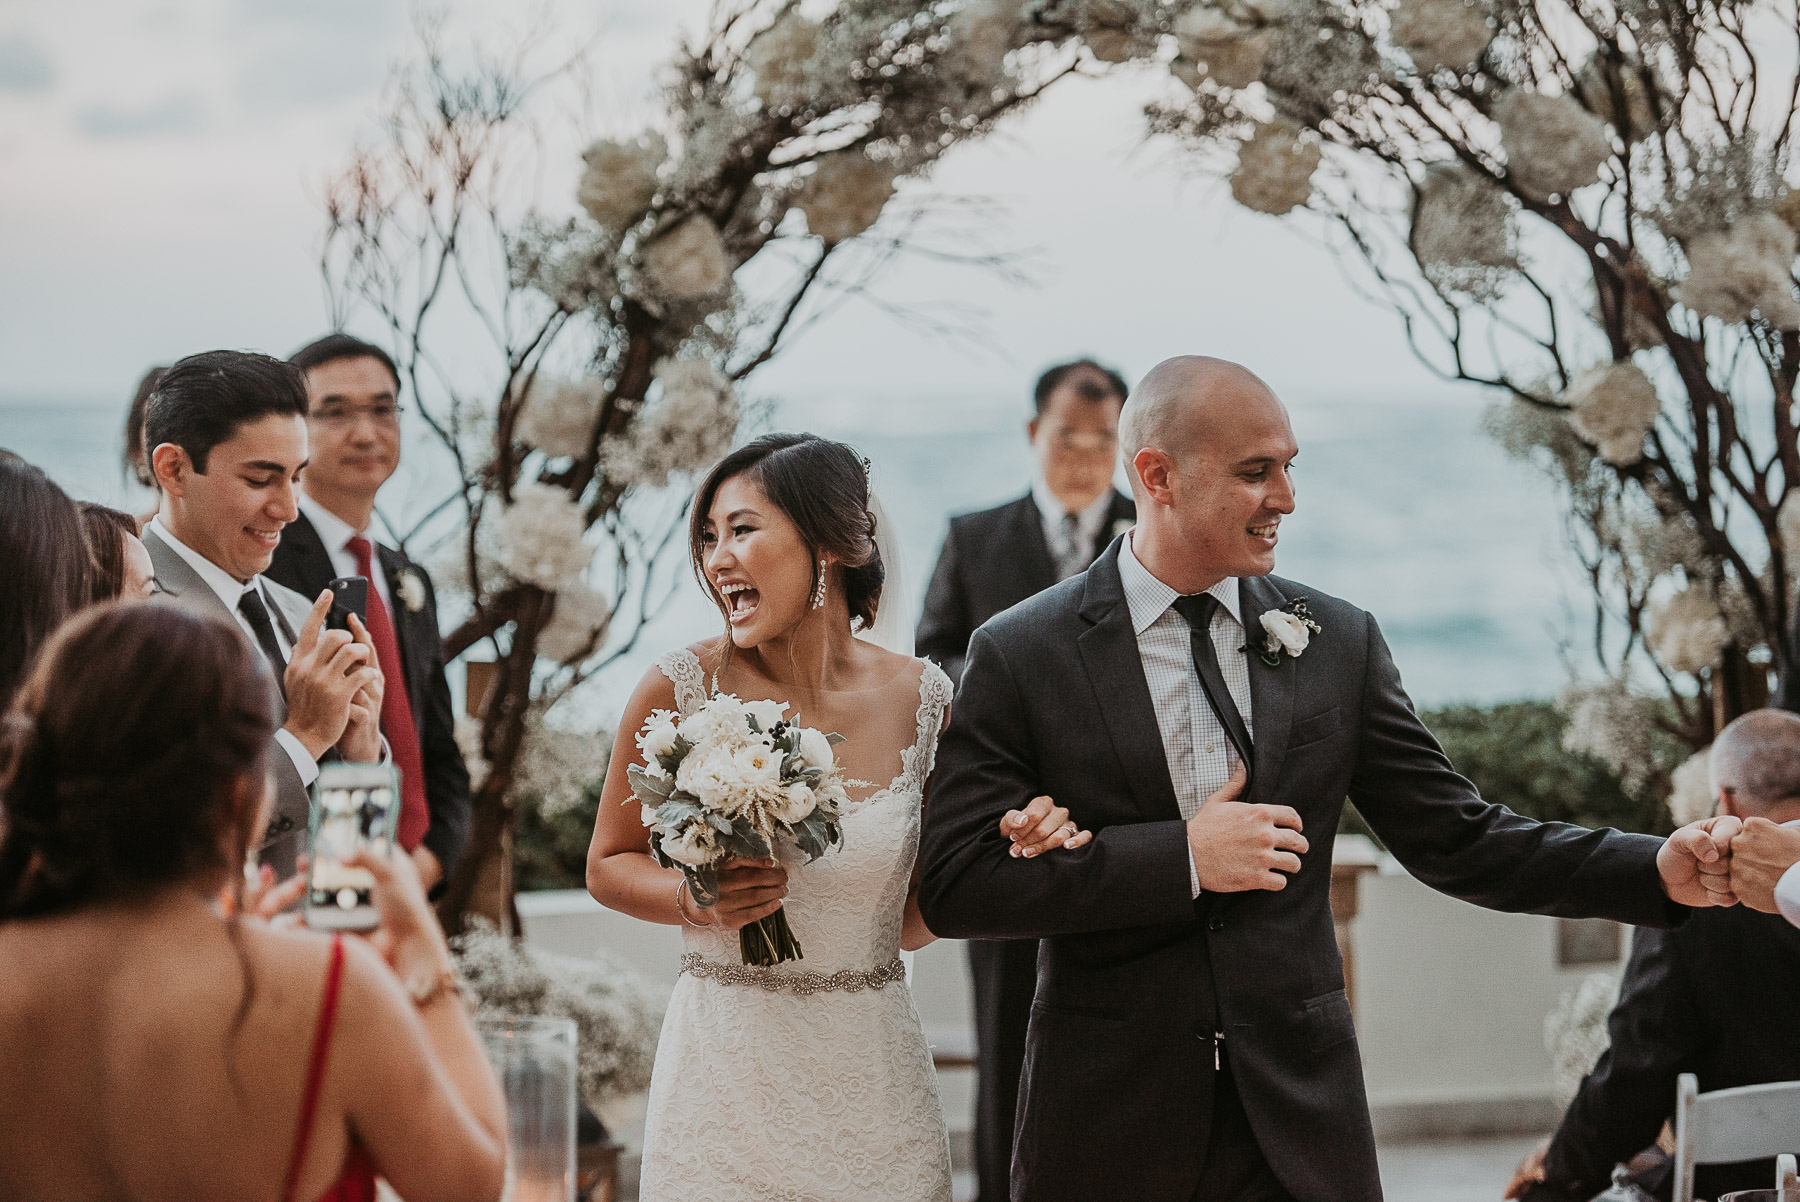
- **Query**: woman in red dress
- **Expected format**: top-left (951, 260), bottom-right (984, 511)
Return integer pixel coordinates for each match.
top-left (0, 602), bottom-right (506, 1202)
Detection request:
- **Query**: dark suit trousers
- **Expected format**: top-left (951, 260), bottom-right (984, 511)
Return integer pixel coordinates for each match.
top-left (970, 938), bottom-right (1040, 1202)
top-left (1192, 1051), bottom-right (1298, 1202)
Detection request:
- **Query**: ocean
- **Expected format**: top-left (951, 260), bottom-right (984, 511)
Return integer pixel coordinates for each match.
top-left (0, 387), bottom-right (1573, 722)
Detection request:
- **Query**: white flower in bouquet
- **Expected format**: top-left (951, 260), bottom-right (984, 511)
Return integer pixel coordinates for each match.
top-left (637, 709), bottom-right (682, 765)
top-left (732, 743), bottom-right (783, 790)
top-left (743, 697), bottom-right (786, 732)
top-left (1412, 164), bottom-right (1518, 302)
top-left (1493, 89), bottom-right (1612, 202)
top-left (770, 782), bottom-right (815, 825)
top-left (577, 132), bottom-right (665, 236)
top-left (496, 483), bottom-right (593, 589)
top-left (514, 375), bottom-right (602, 460)
top-left (797, 153), bottom-right (898, 245)
top-left (1561, 362), bottom-right (1660, 466)
top-left (675, 743), bottom-right (739, 810)
top-left (1230, 122), bottom-right (1321, 216)
top-left (1666, 747), bottom-right (1716, 827)
top-left (641, 213), bottom-right (731, 300)
top-left (1173, 7), bottom-right (1270, 91)
top-left (796, 725), bottom-right (836, 772)
top-left (747, 11), bottom-right (820, 106)
top-left (661, 822), bottom-right (719, 867)
top-left (602, 357), bottom-right (738, 490)
top-left (682, 694), bottom-right (753, 752)
top-left (1389, 0), bottom-right (1491, 74)
top-left (640, 802), bottom-right (660, 828)
top-left (1676, 212), bottom-right (1800, 329)
top-left (537, 581), bottom-right (612, 664)
top-left (1645, 586), bottom-right (1729, 675)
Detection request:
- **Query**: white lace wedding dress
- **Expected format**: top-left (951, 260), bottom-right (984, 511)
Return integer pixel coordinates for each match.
top-left (637, 648), bottom-right (955, 1202)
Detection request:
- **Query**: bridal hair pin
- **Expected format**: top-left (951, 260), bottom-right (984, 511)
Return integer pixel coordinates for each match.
top-left (810, 558), bottom-right (829, 610)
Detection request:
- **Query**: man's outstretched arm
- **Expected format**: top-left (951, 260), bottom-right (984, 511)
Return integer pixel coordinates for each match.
top-left (916, 627), bottom-right (1195, 940)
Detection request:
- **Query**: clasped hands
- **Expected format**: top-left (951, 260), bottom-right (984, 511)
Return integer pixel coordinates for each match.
top-left (1656, 813), bottom-right (1800, 912)
top-left (284, 589), bottom-right (385, 764)
top-left (1001, 765), bottom-right (1306, 892)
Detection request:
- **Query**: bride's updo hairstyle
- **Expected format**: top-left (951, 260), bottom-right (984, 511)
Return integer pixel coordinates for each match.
top-left (689, 432), bottom-right (885, 632)
top-left (0, 603), bottom-right (274, 921)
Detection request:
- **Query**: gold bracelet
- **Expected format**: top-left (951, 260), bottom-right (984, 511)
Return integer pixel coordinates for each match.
top-left (675, 877), bottom-right (707, 928)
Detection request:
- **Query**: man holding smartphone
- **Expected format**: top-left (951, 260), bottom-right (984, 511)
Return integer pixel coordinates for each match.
top-left (140, 350), bottom-right (385, 875)
top-left (267, 333), bottom-right (471, 895)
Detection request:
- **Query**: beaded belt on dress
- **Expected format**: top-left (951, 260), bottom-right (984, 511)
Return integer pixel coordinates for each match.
top-left (678, 952), bottom-right (906, 995)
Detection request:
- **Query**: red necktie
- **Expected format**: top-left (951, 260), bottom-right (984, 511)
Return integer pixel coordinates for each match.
top-left (348, 536), bottom-right (430, 852)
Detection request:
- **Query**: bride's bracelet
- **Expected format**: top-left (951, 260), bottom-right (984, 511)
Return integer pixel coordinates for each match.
top-left (675, 877), bottom-right (708, 928)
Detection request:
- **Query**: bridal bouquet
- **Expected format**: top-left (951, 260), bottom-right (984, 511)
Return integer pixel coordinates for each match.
top-left (626, 694), bottom-right (850, 966)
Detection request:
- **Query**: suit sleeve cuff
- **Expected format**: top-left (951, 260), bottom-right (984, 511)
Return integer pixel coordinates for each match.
top-left (1778, 860), bottom-right (1800, 930)
top-left (274, 728), bottom-right (319, 787)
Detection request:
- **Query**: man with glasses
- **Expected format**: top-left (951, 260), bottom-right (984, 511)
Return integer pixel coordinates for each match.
top-left (267, 334), bottom-right (471, 896)
top-left (916, 357), bottom-right (1134, 1202)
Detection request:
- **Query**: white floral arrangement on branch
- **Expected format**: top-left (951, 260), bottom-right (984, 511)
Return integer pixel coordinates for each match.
top-left (627, 694), bottom-right (853, 967)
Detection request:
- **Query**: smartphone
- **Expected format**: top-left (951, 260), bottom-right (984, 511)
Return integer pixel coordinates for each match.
top-left (304, 761), bottom-right (401, 931)
top-left (325, 576), bottom-right (369, 633)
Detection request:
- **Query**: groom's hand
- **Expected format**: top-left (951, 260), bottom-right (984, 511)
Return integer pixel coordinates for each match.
top-left (1186, 767), bottom-right (1308, 892)
top-left (1656, 815), bottom-right (1743, 908)
top-left (1726, 817), bottom-right (1800, 912)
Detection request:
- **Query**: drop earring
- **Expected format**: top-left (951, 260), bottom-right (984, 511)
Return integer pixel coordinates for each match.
top-left (810, 559), bottom-right (828, 610)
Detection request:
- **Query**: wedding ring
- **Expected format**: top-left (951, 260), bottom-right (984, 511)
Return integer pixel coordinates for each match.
top-left (1059, 823), bottom-right (1077, 838)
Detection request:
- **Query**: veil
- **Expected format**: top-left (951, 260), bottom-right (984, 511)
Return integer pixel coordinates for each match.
top-left (856, 488), bottom-right (914, 657)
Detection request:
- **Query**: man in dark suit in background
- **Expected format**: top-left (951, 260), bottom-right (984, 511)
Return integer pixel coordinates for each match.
top-left (266, 334), bottom-right (470, 894)
top-left (916, 357), bottom-right (1134, 1202)
top-left (1508, 708), bottom-right (1800, 1202)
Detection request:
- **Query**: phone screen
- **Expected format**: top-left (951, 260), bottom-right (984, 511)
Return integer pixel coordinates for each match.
top-left (307, 767), bottom-right (400, 927)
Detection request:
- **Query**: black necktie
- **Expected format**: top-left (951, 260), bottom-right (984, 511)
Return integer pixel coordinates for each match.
top-left (237, 586), bottom-right (289, 697)
top-left (1170, 592), bottom-right (1253, 779)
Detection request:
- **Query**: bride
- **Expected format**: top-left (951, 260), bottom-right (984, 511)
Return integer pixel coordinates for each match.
top-left (586, 433), bottom-right (1089, 1201)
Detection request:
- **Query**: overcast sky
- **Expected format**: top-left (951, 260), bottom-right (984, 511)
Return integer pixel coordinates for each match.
top-left (0, 0), bottom-right (1456, 415)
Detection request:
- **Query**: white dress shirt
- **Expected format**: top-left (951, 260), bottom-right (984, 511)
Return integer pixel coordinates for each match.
top-left (1117, 533), bottom-right (1253, 898)
top-left (298, 491), bottom-right (394, 615)
top-left (1032, 475), bottom-right (1116, 581)
top-left (1773, 819), bottom-right (1800, 930)
top-left (146, 516), bottom-right (318, 787)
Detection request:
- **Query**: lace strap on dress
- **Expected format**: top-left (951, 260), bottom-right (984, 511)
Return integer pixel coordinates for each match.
top-left (898, 660), bottom-right (954, 796)
top-left (655, 648), bottom-right (709, 715)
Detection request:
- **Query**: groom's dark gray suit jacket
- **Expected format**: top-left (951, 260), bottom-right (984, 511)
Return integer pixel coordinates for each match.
top-left (917, 541), bottom-right (1679, 1202)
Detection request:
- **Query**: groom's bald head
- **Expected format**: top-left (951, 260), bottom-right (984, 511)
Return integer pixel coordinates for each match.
top-left (1118, 355), bottom-right (1298, 591)
top-left (1120, 356), bottom-right (1285, 468)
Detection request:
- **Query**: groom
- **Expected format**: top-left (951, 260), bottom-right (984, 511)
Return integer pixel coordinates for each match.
top-left (917, 356), bottom-right (1736, 1202)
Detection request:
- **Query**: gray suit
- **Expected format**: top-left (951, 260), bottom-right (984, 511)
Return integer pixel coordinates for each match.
top-left (142, 524), bottom-right (315, 874)
top-left (918, 540), bottom-right (1680, 1202)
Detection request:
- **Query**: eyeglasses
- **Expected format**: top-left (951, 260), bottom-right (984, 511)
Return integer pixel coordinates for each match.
top-left (310, 403), bottom-right (404, 427)
top-left (1049, 429), bottom-right (1118, 453)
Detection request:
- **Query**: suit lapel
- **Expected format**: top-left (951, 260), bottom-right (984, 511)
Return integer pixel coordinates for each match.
top-left (142, 526), bottom-right (235, 624)
top-left (1007, 495), bottom-right (1060, 594)
top-left (1076, 546), bottom-right (1181, 824)
top-left (1239, 575), bottom-right (1296, 809)
top-left (279, 512), bottom-right (337, 600)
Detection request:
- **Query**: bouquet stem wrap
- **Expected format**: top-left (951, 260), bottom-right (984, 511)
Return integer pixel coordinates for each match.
top-left (627, 694), bottom-right (851, 968)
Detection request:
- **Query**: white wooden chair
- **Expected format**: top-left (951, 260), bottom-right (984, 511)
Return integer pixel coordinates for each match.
top-left (1673, 1073), bottom-right (1800, 1200)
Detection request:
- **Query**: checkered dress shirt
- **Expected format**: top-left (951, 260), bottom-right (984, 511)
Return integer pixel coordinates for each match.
top-left (1116, 536), bottom-right (1253, 897)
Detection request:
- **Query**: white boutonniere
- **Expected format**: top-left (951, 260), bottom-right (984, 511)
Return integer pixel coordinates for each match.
top-left (1256, 599), bottom-right (1322, 667)
top-left (1111, 517), bottom-right (1135, 540)
top-left (396, 569), bottom-right (427, 613)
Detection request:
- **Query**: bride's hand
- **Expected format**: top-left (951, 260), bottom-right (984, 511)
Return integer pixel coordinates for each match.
top-left (1000, 796), bottom-right (1093, 858)
top-left (685, 857), bottom-right (789, 929)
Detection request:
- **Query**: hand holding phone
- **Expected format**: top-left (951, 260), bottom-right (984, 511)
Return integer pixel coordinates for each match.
top-left (306, 762), bottom-right (402, 931)
top-left (325, 576), bottom-right (370, 633)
